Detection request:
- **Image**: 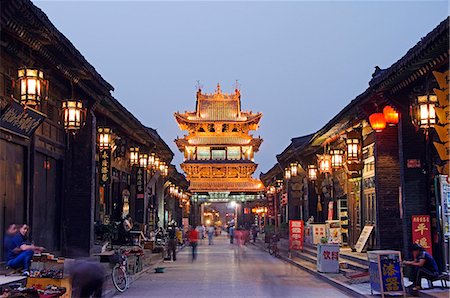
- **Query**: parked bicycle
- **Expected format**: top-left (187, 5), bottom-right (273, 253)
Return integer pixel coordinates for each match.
top-left (111, 246), bottom-right (144, 292)
top-left (268, 234), bottom-right (280, 257)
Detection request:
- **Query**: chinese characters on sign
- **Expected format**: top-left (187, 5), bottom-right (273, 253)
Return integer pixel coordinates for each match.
top-left (380, 254), bottom-right (404, 293)
top-left (289, 220), bottom-right (304, 250)
top-left (412, 215), bottom-right (432, 255)
top-left (99, 150), bottom-right (110, 186)
top-left (136, 168), bottom-right (145, 199)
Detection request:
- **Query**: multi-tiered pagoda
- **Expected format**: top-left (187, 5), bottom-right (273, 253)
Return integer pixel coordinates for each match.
top-left (175, 84), bottom-right (264, 201)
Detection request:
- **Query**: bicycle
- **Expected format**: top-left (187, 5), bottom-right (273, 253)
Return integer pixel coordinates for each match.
top-left (111, 246), bottom-right (144, 292)
top-left (268, 234), bottom-right (280, 257)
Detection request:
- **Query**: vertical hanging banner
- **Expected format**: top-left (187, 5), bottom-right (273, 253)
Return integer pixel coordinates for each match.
top-left (289, 220), bottom-right (304, 250)
top-left (411, 215), bottom-right (433, 255)
top-left (136, 168), bottom-right (145, 199)
top-left (99, 150), bottom-right (111, 186)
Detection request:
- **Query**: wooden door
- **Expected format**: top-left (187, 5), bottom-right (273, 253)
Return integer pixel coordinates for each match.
top-left (0, 140), bottom-right (25, 258)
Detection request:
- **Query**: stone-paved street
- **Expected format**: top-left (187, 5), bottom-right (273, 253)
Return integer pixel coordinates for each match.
top-left (115, 235), bottom-right (349, 297)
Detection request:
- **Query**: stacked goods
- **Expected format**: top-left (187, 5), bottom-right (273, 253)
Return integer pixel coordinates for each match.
top-left (30, 253), bottom-right (65, 279)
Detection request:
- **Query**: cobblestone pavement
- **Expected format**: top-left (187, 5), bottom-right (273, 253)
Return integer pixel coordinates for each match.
top-left (115, 235), bottom-right (349, 297)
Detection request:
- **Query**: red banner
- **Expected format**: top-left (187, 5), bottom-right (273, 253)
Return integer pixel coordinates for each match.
top-left (289, 220), bottom-right (304, 250)
top-left (412, 215), bottom-right (432, 255)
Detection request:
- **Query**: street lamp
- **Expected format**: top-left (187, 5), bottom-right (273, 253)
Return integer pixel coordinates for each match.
top-left (290, 162), bottom-right (298, 177)
top-left (412, 94), bottom-right (438, 129)
top-left (330, 149), bottom-right (344, 169)
top-left (139, 153), bottom-right (148, 168)
top-left (318, 154), bottom-right (332, 174)
top-left (308, 165), bottom-right (318, 181)
top-left (284, 167), bottom-right (291, 180)
top-left (149, 153), bottom-right (156, 168)
top-left (61, 99), bottom-right (86, 133)
top-left (98, 127), bottom-right (112, 150)
top-left (346, 132), bottom-right (361, 162)
top-left (129, 147), bottom-right (139, 166)
top-left (18, 67), bottom-right (47, 107)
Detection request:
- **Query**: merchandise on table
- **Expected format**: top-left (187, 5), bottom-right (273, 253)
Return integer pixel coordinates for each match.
top-left (30, 254), bottom-right (65, 279)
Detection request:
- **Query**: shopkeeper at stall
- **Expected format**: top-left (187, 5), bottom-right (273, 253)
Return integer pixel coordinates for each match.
top-left (5, 224), bottom-right (45, 276)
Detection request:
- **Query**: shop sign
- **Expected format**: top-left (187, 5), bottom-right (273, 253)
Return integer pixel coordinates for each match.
top-left (136, 168), bottom-right (145, 199)
top-left (317, 243), bottom-right (339, 273)
top-left (355, 225), bottom-right (374, 253)
top-left (99, 150), bottom-right (110, 185)
top-left (411, 215), bottom-right (432, 255)
top-left (0, 100), bottom-right (45, 137)
top-left (379, 254), bottom-right (404, 293)
top-left (289, 220), bottom-right (304, 250)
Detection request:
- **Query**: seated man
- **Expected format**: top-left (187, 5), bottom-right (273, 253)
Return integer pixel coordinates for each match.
top-left (403, 243), bottom-right (439, 290)
top-left (5, 224), bottom-right (45, 276)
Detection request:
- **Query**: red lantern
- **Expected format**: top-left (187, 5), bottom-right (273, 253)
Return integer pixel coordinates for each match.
top-left (383, 105), bottom-right (399, 126)
top-left (369, 113), bottom-right (386, 132)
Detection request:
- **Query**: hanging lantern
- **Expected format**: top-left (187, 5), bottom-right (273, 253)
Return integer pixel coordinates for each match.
top-left (155, 157), bottom-right (160, 169)
top-left (346, 132), bottom-right (361, 162)
top-left (129, 147), bottom-right (139, 166)
top-left (159, 161), bottom-right (166, 172)
top-left (61, 99), bottom-right (86, 133)
top-left (139, 153), bottom-right (148, 168)
top-left (290, 162), bottom-right (298, 177)
top-left (164, 165), bottom-right (169, 176)
top-left (149, 153), bottom-right (156, 167)
top-left (308, 165), bottom-right (318, 181)
top-left (412, 94), bottom-right (438, 129)
top-left (18, 67), bottom-right (47, 107)
top-left (284, 167), bottom-right (291, 180)
top-left (330, 149), bottom-right (344, 169)
top-left (369, 113), bottom-right (386, 132)
top-left (383, 105), bottom-right (399, 126)
top-left (318, 154), bottom-right (332, 174)
top-left (169, 184), bottom-right (175, 195)
top-left (98, 127), bottom-right (112, 150)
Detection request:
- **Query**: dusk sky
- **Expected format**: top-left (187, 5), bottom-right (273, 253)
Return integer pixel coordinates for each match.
top-left (35, 0), bottom-right (448, 175)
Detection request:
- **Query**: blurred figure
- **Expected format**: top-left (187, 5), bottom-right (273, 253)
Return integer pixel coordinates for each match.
top-left (70, 259), bottom-right (105, 298)
top-left (188, 226), bottom-right (199, 262)
top-left (207, 225), bottom-right (214, 245)
top-left (167, 223), bottom-right (177, 261)
top-left (5, 224), bottom-right (44, 276)
top-left (3, 224), bottom-right (17, 261)
top-left (229, 225), bottom-right (235, 244)
top-left (251, 225), bottom-right (258, 243)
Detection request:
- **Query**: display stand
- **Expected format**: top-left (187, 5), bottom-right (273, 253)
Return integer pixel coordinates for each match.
top-left (28, 253), bottom-right (72, 297)
top-left (317, 243), bottom-right (339, 273)
top-left (368, 250), bottom-right (405, 298)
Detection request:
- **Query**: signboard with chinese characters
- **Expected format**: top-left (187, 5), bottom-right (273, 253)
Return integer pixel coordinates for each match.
top-left (355, 225), bottom-right (374, 253)
top-left (136, 168), bottom-right (145, 199)
top-left (368, 250), bottom-right (405, 297)
top-left (379, 254), bottom-right (404, 293)
top-left (317, 243), bottom-right (339, 273)
top-left (99, 150), bottom-right (111, 186)
top-left (412, 215), bottom-right (432, 255)
top-left (311, 224), bottom-right (326, 245)
top-left (289, 220), bottom-right (304, 250)
top-left (0, 99), bottom-right (45, 138)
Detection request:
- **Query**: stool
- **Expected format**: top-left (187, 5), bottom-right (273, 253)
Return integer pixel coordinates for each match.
top-left (426, 273), bottom-right (449, 288)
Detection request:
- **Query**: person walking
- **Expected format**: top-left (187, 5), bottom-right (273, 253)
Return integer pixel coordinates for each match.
top-left (188, 226), bottom-right (199, 262)
top-left (207, 225), bottom-right (214, 245)
top-left (251, 225), bottom-right (258, 243)
top-left (167, 224), bottom-right (177, 261)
